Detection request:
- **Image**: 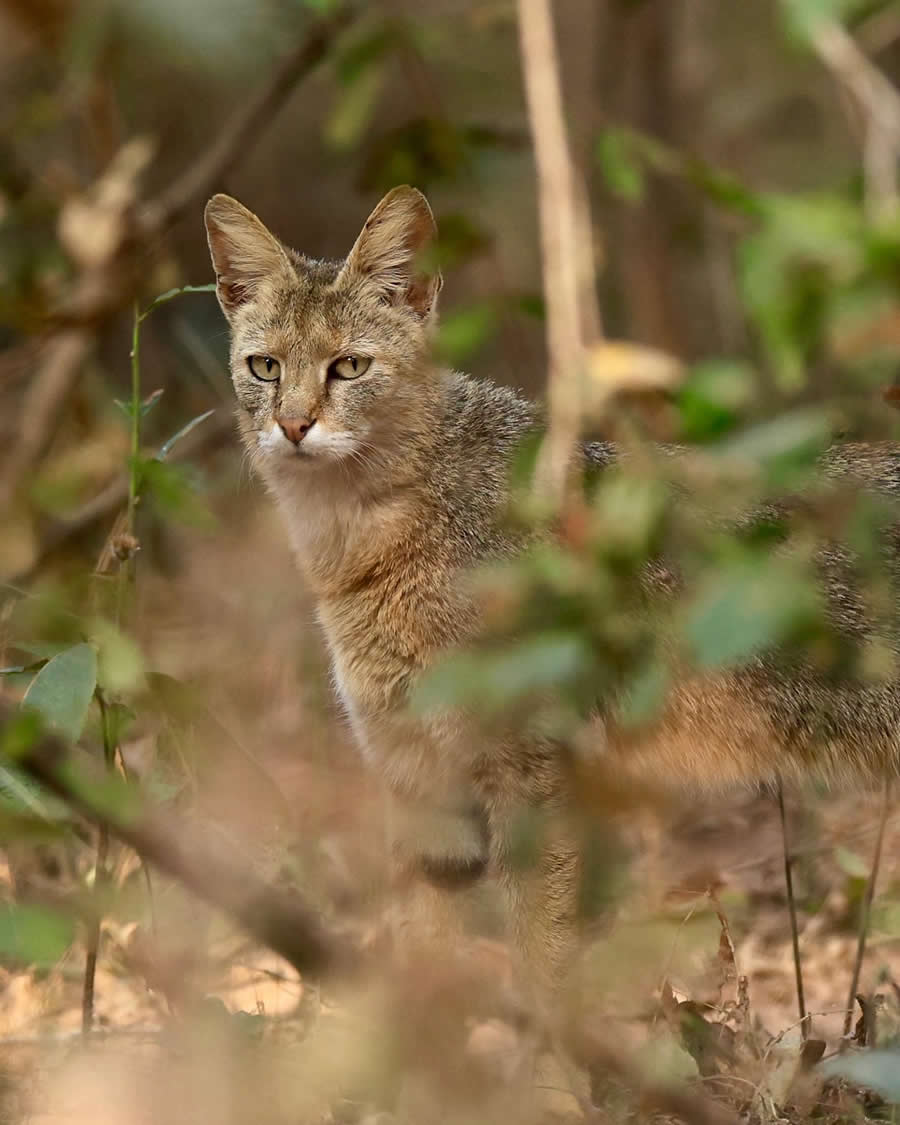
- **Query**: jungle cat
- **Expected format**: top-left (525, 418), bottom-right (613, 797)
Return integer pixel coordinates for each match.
top-left (205, 185), bottom-right (900, 1004)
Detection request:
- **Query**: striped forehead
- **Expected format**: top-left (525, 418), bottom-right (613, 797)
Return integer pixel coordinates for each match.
top-left (254, 256), bottom-right (349, 358)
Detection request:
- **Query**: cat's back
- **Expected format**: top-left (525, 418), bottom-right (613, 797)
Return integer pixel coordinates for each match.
top-left (423, 371), bottom-right (539, 563)
top-left (822, 440), bottom-right (900, 497)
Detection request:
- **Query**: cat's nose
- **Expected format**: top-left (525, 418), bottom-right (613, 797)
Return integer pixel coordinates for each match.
top-left (277, 415), bottom-right (314, 444)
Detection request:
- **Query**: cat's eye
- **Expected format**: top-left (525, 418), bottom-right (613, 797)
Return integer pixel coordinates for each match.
top-left (328, 355), bottom-right (371, 380)
top-left (247, 355), bottom-right (281, 382)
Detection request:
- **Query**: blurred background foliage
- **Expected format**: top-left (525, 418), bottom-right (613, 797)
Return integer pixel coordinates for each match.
top-left (4, 0), bottom-right (900, 1122)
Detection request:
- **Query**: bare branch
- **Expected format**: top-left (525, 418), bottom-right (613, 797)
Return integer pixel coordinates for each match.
top-left (516, 0), bottom-right (598, 504)
top-left (139, 3), bottom-right (359, 234)
top-left (800, 13), bottom-right (900, 220)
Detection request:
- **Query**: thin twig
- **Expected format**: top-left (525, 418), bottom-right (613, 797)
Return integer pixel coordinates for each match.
top-left (776, 777), bottom-right (809, 1041)
top-left (516, 0), bottom-right (595, 504)
top-left (798, 11), bottom-right (900, 220)
top-left (841, 777), bottom-right (892, 1047)
top-left (137, 3), bottom-right (358, 235)
top-left (83, 693), bottom-right (115, 1033)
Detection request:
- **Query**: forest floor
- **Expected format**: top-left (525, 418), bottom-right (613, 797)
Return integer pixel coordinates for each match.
top-left (3, 486), bottom-right (900, 1123)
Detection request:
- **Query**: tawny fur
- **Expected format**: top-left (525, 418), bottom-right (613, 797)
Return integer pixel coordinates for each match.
top-left (205, 187), bottom-right (900, 998)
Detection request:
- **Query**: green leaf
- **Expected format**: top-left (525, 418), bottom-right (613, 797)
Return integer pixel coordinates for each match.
top-left (91, 619), bottom-right (145, 696)
top-left (17, 643), bottom-right (73, 662)
top-left (821, 1049), bottom-right (900, 1100)
top-left (325, 61), bottom-right (386, 149)
top-left (715, 408), bottom-right (830, 478)
top-left (677, 360), bottom-right (756, 442)
top-left (685, 160), bottom-right (762, 217)
top-left (103, 702), bottom-right (137, 748)
top-left (739, 193), bottom-right (863, 389)
top-left (419, 213), bottom-right (491, 273)
top-left (835, 845), bottom-right (870, 879)
top-left (22, 643), bottom-right (97, 742)
top-left (335, 25), bottom-right (394, 85)
top-left (0, 711), bottom-right (44, 761)
top-left (137, 458), bottom-right (214, 526)
top-left (516, 294), bottom-right (544, 320)
top-left (141, 388), bottom-right (165, 416)
top-left (414, 632), bottom-right (588, 714)
top-left (114, 388), bottom-right (165, 420)
top-left (57, 759), bottom-right (142, 824)
top-left (687, 560), bottom-right (821, 670)
top-left (0, 761), bottom-right (69, 822)
top-left (0, 808), bottom-right (69, 843)
top-left (435, 304), bottom-right (497, 364)
top-left (596, 129), bottom-right (645, 202)
top-left (0, 903), bottom-right (75, 967)
top-left (782, 0), bottom-right (870, 42)
top-left (140, 283), bottom-right (216, 320)
top-left (157, 408), bottom-right (216, 461)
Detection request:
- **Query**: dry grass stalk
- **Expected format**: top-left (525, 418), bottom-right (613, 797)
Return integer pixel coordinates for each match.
top-left (841, 777), bottom-right (892, 1046)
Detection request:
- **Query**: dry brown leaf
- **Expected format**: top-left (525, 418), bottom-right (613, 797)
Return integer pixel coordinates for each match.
top-left (585, 340), bottom-right (684, 405)
top-left (58, 139), bottom-right (155, 270)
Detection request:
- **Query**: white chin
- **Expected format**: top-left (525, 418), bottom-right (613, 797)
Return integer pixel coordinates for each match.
top-left (257, 427), bottom-right (356, 462)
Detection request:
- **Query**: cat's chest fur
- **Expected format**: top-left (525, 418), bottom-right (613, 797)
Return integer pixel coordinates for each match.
top-left (260, 424), bottom-right (509, 666)
top-left (263, 463), bottom-right (479, 784)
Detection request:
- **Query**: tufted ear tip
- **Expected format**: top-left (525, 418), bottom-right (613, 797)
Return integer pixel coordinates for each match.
top-left (339, 186), bottom-right (441, 318)
top-left (204, 193), bottom-right (251, 229)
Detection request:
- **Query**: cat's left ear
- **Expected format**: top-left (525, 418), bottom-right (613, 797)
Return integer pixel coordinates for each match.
top-left (338, 186), bottom-right (442, 318)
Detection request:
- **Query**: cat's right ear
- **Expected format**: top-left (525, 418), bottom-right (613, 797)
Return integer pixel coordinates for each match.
top-left (204, 194), bottom-right (293, 318)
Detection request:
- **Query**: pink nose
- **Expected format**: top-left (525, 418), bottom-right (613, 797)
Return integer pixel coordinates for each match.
top-left (277, 415), bottom-right (314, 444)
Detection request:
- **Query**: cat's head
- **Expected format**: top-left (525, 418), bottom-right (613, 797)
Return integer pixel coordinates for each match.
top-left (204, 186), bottom-right (442, 468)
